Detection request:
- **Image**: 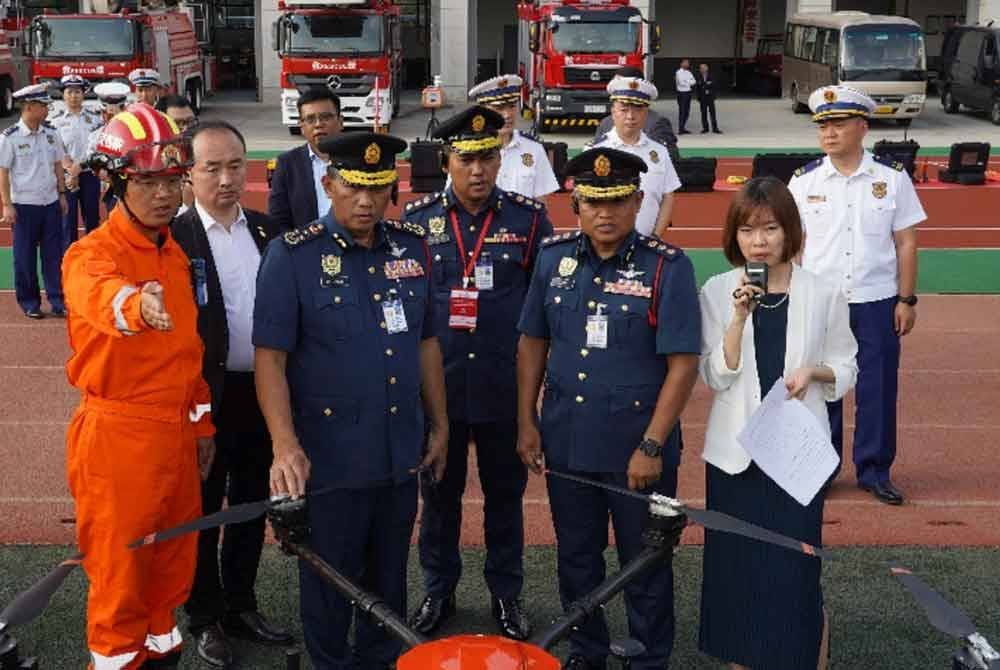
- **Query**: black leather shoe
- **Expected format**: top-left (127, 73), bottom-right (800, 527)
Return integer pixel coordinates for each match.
top-left (409, 593), bottom-right (455, 635)
top-left (713, 129), bottom-right (723, 134)
top-left (195, 625), bottom-right (233, 668)
top-left (859, 480), bottom-right (904, 505)
top-left (222, 610), bottom-right (294, 646)
top-left (24, 310), bottom-right (43, 320)
top-left (492, 597), bottom-right (531, 640)
top-left (562, 654), bottom-right (597, 670)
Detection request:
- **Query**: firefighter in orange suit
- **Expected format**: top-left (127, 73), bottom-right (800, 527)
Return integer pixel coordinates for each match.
top-left (61, 102), bottom-right (215, 670)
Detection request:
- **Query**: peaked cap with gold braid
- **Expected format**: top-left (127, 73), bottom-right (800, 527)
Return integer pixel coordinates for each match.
top-left (319, 131), bottom-right (407, 188)
top-left (565, 147), bottom-right (648, 201)
top-left (432, 105), bottom-right (504, 155)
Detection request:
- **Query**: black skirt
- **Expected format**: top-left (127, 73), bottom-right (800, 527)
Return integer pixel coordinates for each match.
top-left (699, 293), bottom-right (825, 669)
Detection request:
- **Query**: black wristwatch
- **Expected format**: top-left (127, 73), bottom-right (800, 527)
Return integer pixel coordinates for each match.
top-left (638, 437), bottom-right (662, 458)
top-left (897, 295), bottom-right (918, 306)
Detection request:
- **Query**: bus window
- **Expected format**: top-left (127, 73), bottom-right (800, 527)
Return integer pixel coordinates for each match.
top-left (820, 30), bottom-right (839, 67)
top-left (802, 26), bottom-right (818, 61)
top-left (842, 24), bottom-right (925, 81)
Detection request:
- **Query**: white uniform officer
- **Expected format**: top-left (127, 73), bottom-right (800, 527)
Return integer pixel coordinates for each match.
top-left (0, 84), bottom-right (69, 318)
top-left (50, 74), bottom-right (103, 249)
top-left (468, 74), bottom-right (559, 201)
top-left (87, 82), bottom-right (131, 214)
top-left (129, 68), bottom-right (161, 106)
top-left (788, 85), bottom-right (925, 506)
top-left (590, 76), bottom-right (681, 238)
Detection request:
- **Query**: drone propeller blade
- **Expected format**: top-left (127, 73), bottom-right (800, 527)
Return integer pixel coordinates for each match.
top-left (128, 499), bottom-right (270, 549)
top-left (890, 567), bottom-right (977, 640)
top-left (0, 552), bottom-right (83, 631)
top-left (683, 506), bottom-right (831, 560)
top-left (544, 469), bottom-right (829, 560)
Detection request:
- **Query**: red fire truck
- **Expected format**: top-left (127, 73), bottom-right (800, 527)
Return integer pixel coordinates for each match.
top-left (271, 0), bottom-right (402, 134)
top-left (517, 0), bottom-right (660, 132)
top-left (0, 27), bottom-right (30, 117)
top-left (24, 0), bottom-right (206, 114)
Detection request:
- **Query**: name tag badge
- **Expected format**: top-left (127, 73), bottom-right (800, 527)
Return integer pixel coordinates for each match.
top-left (383, 298), bottom-right (408, 334)
top-left (586, 307), bottom-right (608, 349)
top-left (474, 253), bottom-right (494, 291)
top-left (191, 258), bottom-right (208, 307)
top-left (448, 288), bottom-right (479, 330)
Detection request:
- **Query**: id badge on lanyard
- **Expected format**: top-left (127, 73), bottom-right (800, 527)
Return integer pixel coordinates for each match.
top-left (449, 209), bottom-right (494, 329)
top-left (586, 303), bottom-right (608, 349)
top-left (383, 289), bottom-right (408, 334)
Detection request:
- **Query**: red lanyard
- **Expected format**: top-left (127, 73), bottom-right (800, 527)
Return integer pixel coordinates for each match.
top-left (449, 209), bottom-right (495, 280)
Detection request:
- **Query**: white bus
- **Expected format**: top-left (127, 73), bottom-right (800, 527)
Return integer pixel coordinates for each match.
top-left (783, 12), bottom-right (927, 125)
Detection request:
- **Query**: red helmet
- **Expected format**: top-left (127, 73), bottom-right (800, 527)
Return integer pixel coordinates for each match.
top-left (397, 636), bottom-right (560, 670)
top-left (94, 102), bottom-right (191, 176)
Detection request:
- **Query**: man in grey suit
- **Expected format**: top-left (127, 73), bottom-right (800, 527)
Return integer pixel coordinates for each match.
top-left (594, 67), bottom-right (680, 163)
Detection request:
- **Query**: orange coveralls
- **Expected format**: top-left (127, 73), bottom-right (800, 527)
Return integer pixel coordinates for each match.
top-left (62, 205), bottom-right (214, 669)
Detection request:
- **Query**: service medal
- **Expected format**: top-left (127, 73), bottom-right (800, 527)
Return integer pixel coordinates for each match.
top-left (428, 216), bottom-right (446, 235)
top-left (321, 254), bottom-right (341, 277)
top-left (558, 256), bottom-right (578, 277)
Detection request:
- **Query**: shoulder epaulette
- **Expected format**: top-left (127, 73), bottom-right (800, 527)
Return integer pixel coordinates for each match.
top-left (587, 133), bottom-right (609, 149)
top-left (49, 110), bottom-right (65, 119)
top-left (2, 125), bottom-right (17, 137)
top-left (383, 218), bottom-right (426, 238)
top-left (873, 155), bottom-right (905, 172)
top-left (403, 192), bottom-right (443, 215)
top-left (541, 230), bottom-right (581, 247)
top-left (503, 190), bottom-right (545, 211)
top-left (282, 221), bottom-right (327, 248)
top-left (793, 158), bottom-right (823, 178)
top-left (638, 234), bottom-right (685, 261)
top-left (41, 120), bottom-right (55, 129)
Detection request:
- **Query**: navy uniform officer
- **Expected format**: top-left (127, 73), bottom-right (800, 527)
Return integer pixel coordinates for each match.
top-left (254, 131), bottom-right (448, 670)
top-left (0, 83), bottom-right (69, 319)
top-left (87, 82), bottom-right (131, 215)
top-left (50, 74), bottom-right (103, 249)
top-left (403, 106), bottom-right (552, 641)
top-left (516, 148), bottom-right (701, 670)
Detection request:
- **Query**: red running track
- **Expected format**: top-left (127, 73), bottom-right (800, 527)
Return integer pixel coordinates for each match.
top-left (1, 293), bottom-right (998, 547)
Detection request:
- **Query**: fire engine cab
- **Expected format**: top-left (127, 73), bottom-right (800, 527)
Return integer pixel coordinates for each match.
top-left (517, 0), bottom-right (660, 132)
top-left (271, 0), bottom-right (402, 134)
top-left (24, 0), bottom-right (206, 114)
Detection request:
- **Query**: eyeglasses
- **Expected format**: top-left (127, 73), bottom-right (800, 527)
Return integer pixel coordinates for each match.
top-left (300, 112), bottom-right (338, 126)
top-left (129, 175), bottom-right (184, 193)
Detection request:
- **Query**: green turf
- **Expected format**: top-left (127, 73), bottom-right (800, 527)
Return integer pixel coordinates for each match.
top-left (1, 545), bottom-right (997, 669)
top-left (3, 248), bottom-right (998, 294)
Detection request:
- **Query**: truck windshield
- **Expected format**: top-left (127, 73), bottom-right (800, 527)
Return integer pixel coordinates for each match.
top-left (36, 18), bottom-right (135, 59)
top-left (551, 21), bottom-right (640, 54)
top-left (842, 24), bottom-right (926, 81)
top-left (287, 14), bottom-right (383, 55)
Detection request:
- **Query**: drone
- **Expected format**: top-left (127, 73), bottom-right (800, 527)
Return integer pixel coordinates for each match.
top-left (0, 470), bottom-right (995, 669)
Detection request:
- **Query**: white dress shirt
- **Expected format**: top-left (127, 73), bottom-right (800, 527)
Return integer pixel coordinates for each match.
top-left (698, 266), bottom-right (858, 474)
top-left (497, 130), bottom-right (560, 198)
top-left (309, 144), bottom-right (332, 219)
top-left (196, 201), bottom-right (260, 372)
top-left (675, 68), bottom-right (696, 93)
top-left (49, 108), bottom-right (102, 164)
top-left (788, 151), bottom-right (926, 304)
top-left (590, 128), bottom-right (681, 236)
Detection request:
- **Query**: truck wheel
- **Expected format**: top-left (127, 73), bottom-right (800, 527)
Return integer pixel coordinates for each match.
top-left (942, 88), bottom-right (959, 114)
top-left (0, 82), bottom-right (11, 117)
top-left (187, 82), bottom-right (203, 114)
top-left (289, 126), bottom-right (302, 136)
top-left (790, 84), bottom-right (808, 114)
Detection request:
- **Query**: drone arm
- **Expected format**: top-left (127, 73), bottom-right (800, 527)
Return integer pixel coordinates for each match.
top-left (280, 538), bottom-right (427, 650)
top-left (531, 544), bottom-right (671, 651)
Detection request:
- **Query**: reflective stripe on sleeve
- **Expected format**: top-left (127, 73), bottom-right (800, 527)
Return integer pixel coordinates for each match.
top-left (112, 284), bottom-right (139, 335)
top-left (189, 403), bottom-right (211, 423)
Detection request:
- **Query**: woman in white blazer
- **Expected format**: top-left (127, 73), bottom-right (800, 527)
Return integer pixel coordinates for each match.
top-left (697, 177), bottom-right (857, 670)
